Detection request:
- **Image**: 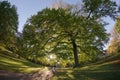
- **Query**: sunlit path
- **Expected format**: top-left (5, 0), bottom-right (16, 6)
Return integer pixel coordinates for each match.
top-left (28, 67), bottom-right (57, 80)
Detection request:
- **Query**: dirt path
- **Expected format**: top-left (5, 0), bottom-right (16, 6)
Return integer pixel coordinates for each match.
top-left (0, 70), bottom-right (29, 80)
top-left (0, 68), bottom-right (56, 80)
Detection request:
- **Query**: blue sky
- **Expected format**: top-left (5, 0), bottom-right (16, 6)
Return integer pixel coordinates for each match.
top-left (4, 0), bottom-right (117, 33)
top-left (5, 0), bottom-right (79, 32)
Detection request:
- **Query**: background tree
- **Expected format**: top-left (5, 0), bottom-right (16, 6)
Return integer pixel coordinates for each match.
top-left (108, 16), bottom-right (120, 54)
top-left (0, 1), bottom-right (18, 50)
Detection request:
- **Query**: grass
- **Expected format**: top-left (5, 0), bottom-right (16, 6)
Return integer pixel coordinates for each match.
top-left (0, 47), bottom-right (42, 73)
top-left (53, 69), bottom-right (120, 80)
top-left (52, 53), bottom-right (120, 80)
top-left (0, 46), bottom-right (120, 80)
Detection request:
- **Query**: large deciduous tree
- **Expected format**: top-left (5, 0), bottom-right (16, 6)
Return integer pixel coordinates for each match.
top-left (0, 1), bottom-right (18, 48)
top-left (22, 0), bottom-right (119, 67)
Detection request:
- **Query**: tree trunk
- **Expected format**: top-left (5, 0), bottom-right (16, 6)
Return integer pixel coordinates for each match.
top-left (72, 39), bottom-right (79, 67)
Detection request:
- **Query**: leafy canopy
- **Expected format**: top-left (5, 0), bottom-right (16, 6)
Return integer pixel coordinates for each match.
top-left (23, 8), bottom-right (108, 64)
top-left (0, 1), bottom-right (18, 47)
top-left (22, 0), bottom-right (120, 66)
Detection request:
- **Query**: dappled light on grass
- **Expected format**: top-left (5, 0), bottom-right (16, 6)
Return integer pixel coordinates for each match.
top-left (54, 69), bottom-right (74, 80)
top-left (79, 60), bottom-right (120, 71)
top-left (54, 56), bottom-right (120, 80)
top-left (54, 68), bottom-right (120, 80)
top-left (0, 51), bottom-right (120, 80)
top-left (0, 53), bottom-right (42, 73)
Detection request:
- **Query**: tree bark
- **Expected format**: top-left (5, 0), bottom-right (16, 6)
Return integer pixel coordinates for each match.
top-left (72, 39), bottom-right (79, 67)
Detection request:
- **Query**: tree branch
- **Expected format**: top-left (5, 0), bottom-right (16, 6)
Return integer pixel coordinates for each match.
top-left (41, 32), bottom-right (66, 49)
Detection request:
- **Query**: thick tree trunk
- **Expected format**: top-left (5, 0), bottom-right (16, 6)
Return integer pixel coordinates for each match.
top-left (72, 39), bottom-right (79, 67)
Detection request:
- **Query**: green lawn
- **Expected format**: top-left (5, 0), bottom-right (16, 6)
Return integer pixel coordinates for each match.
top-left (53, 53), bottom-right (120, 80)
top-left (0, 47), bottom-right (42, 73)
top-left (0, 46), bottom-right (120, 80)
top-left (54, 68), bottom-right (120, 80)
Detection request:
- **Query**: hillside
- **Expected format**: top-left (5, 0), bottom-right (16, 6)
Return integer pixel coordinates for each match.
top-left (81, 53), bottom-right (120, 70)
top-left (0, 46), bottom-right (42, 73)
top-left (94, 53), bottom-right (120, 65)
top-left (53, 53), bottom-right (120, 80)
top-left (0, 46), bottom-right (120, 80)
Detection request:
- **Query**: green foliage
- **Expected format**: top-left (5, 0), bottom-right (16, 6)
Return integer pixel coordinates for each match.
top-left (0, 1), bottom-right (18, 49)
top-left (114, 17), bottom-right (120, 33)
top-left (21, 0), bottom-right (119, 66)
top-left (22, 8), bottom-right (108, 66)
top-left (83, 0), bottom-right (119, 19)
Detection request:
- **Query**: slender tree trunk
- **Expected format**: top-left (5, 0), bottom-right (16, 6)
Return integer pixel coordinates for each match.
top-left (72, 39), bottom-right (79, 67)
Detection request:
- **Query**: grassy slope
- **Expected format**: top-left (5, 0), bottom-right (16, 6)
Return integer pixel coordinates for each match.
top-left (0, 47), bottom-right (42, 73)
top-left (53, 53), bottom-right (120, 80)
top-left (0, 46), bottom-right (120, 80)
